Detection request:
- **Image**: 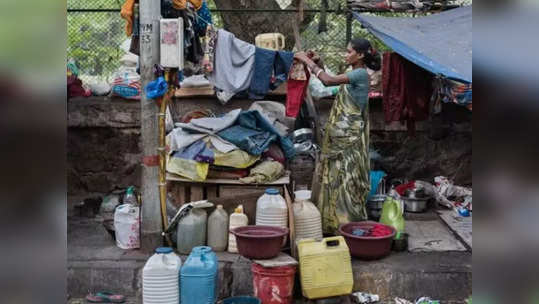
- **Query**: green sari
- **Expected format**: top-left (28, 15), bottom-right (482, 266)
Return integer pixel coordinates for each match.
top-left (317, 84), bottom-right (370, 235)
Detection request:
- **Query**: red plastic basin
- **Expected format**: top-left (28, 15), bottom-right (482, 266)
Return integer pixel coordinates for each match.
top-left (339, 221), bottom-right (396, 260)
top-left (231, 225), bottom-right (289, 259)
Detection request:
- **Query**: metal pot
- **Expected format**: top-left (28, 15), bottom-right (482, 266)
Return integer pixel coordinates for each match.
top-left (292, 128), bottom-right (313, 143)
top-left (367, 194), bottom-right (387, 220)
top-left (403, 197), bottom-right (429, 213)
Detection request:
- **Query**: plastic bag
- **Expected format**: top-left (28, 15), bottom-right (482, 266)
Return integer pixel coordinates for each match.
top-left (145, 76), bottom-right (168, 99)
top-left (111, 66), bottom-right (141, 100)
top-left (114, 204), bottom-right (140, 249)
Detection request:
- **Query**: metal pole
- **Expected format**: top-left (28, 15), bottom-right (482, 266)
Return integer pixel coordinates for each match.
top-left (139, 0), bottom-right (162, 252)
top-left (346, 3), bottom-right (352, 46)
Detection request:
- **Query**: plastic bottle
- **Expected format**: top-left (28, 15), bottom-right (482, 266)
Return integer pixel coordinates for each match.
top-left (256, 188), bottom-right (288, 228)
top-left (142, 247), bottom-right (182, 304)
top-left (177, 208), bottom-right (207, 254)
top-left (123, 186), bottom-right (138, 206)
top-left (379, 194), bottom-right (405, 238)
top-left (293, 190), bottom-right (323, 242)
top-left (207, 205), bottom-right (229, 252)
top-left (228, 205), bottom-right (248, 253)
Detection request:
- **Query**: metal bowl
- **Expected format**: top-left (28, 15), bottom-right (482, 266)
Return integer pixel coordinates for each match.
top-left (292, 128), bottom-right (313, 143)
top-left (403, 197), bottom-right (429, 213)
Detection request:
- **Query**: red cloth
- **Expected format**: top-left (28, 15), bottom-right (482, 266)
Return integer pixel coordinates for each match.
top-left (67, 75), bottom-right (90, 98)
top-left (395, 181), bottom-right (415, 196)
top-left (382, 52), bottom-right (432, 134)
top-left (286, 68), bottom-right (310, 118)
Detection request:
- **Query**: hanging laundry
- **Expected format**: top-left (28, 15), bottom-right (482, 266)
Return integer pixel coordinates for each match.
top-left (432, 77), bottom-right (472, 111)
top-left (248, 48), bottom-right (294, 100)
top-left (208, 30), bottom-right (256, 104)
top-left (188, 0), bottom-right (203, 10)
top-left (382, 52), bottom-right (432, 134)
top-left (120, 0), bottom-right (135, 37)
top-left (194, 0), bottom-right (212, 37)
top-left (286, 62), bottom-right (310, 118)
top-left (172, 0), bottom-right (187, 10)
top-left (181, 7), bottom-right (204, 64)
top-left (202, 25), bottom-right (217, 75)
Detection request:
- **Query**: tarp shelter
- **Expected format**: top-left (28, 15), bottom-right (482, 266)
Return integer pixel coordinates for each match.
top-left (353, 6), bottom-right (472, 83)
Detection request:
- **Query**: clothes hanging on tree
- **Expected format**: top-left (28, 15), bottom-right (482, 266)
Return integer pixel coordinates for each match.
top-left (286, 63), bottom-right (310, 118)
top-left (382, 52), bottom-right (432, 134)
top-left (248, 47), bottom-right (294, 99)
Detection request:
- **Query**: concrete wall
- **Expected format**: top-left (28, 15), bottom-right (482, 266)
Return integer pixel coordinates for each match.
top-left (68, 96), bottom-right (471, 195)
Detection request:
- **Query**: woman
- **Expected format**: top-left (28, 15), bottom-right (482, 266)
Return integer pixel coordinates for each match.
top-left (294, 38), bottom-right (381, 234)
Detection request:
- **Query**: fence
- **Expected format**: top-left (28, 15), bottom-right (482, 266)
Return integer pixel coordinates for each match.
top-left (67, 0), bottom-right (461, 81)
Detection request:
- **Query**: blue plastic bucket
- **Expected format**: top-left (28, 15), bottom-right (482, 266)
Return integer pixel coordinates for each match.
top-left (222, 296), bottom-right (261, 304)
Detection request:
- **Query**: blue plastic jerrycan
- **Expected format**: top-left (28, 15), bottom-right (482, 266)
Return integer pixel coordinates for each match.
top-left (180, 246), bottom-right (219, 304)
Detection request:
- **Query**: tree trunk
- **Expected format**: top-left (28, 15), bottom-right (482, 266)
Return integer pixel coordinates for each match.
top-left (212, 0), bottom-right (314, 50)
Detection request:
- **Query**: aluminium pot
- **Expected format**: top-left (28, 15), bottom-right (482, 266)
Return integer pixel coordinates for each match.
top-left (402, 197), bottom-right (429, 213)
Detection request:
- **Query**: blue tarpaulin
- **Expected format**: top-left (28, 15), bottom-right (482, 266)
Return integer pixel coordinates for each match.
top-left (353, 6), bottom-right (472, 83)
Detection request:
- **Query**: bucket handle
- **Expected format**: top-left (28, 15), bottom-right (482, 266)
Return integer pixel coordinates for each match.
top-left (323, 237), bottom-right (342, 248)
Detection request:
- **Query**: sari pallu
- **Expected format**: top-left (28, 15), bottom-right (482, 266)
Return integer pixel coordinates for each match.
top-left (317, 85), bottom-right (370, 235)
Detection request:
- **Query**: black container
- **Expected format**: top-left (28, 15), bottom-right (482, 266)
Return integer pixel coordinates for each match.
top-left (392, 233), bottom-right (409, 252)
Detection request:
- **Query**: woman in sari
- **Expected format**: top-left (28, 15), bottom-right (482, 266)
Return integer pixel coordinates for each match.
top-left (294, 38), bottom-right (381, 234)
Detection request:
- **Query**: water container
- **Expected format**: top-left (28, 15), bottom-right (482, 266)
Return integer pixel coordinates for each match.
top-left (228, 205), bottom-right (248, 253)
top-left (177, 208), bottom-right (207, 254)
top-left (142, 247), bottom-right (182, 304)
top-left (256, 188), bottom-right (288, 228)
top-left (208, 205), bottom-right (229, 252)
top-left (251, 263), bottom-right (296, 304)
top-left (297, 237), bottom-right (354, 299)
top-left (379, 195), bottom-right (405, 237)
top-left (293, 190), bottom-right (323, 242)
top-left (180, 246), bottom-right (218, 304)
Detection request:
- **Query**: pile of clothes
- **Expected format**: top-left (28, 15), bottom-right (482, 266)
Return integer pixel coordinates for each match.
top-left (352, 224), bottom-right (393, 237)
top-left (166, 101), bottom-right (295, 183)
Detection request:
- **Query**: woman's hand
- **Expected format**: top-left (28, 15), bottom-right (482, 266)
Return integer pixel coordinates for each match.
top-left (294, 51), bottom-right (311, 64)
top-left (308, 50), bottom-right (325, 69)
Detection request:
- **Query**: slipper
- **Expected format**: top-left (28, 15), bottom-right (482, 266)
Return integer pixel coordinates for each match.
top-left (86, 292), bottom-right (126, 303)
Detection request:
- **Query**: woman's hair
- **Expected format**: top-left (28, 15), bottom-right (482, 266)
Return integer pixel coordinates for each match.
top-left (350, 38), bottom-right (381, 71)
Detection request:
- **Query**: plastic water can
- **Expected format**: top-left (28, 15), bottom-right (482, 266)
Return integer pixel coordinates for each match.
top-left (379, 195), bottom-right (405, 237)
top-left (256, 188), bottom-right (288, 228)
top-left (208, 205), bottom-right (229, 252)
top-left (177, 208), bottom-right (207, 254)
top-left (180, 246), bottom-right (218, 304)
top-left (229, 205), bottom-right (249, 253)
top-left (142, 247), bottom-right (182, 304)
top-left (297, 237), bottom-right (354, 299)
top-left (293, 190), bottom-right (323, 242)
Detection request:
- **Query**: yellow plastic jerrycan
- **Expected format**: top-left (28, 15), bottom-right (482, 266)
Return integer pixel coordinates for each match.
top-left (297, 236), bottom-right (354, 299)
top-left (255, 33), bottom-right (286, 50)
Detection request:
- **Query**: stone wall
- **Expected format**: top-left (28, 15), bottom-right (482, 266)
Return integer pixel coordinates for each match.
top-left (67, 96), bottom-right (471, 195)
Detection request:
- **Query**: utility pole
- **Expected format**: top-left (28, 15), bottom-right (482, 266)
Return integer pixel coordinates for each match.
top-left (139, 0), bottom-right (162, 252)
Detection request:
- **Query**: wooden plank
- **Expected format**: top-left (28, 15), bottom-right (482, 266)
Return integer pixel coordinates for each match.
top-left (204, 192), bottom-right (265, 225)
top-left (284, 185), bottom-right (297, 258)
top-left (167, 171), bottom-right (291, 185)
top-left (190, 185), bottom-right (204, 201)
top-left (174, 86), bottom-right (215, 98)
top-left (405, 220), bottom-right (467, 252)
top-left (219, 186), bottom-right (267, 198)
top-left (438, 210), bottom-right (472, 249)
top-left (253, 252), bottom-right (298, 268)
top-left (169, 183), bottom-right (188, 207)
top-left (206, 186), bottom-right (219, 199)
